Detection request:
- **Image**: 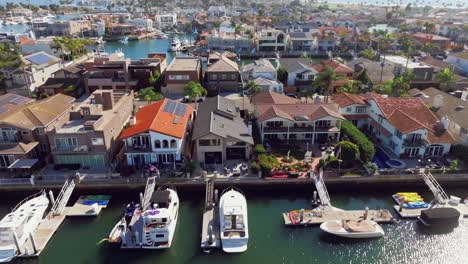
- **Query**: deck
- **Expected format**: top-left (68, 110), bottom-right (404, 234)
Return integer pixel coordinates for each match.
top-left (200, 207), bottom-right (221, 249)
top-left (283, 207), bottom-right (394, 226)
top-left (121, 211), bottom-right (144, 249)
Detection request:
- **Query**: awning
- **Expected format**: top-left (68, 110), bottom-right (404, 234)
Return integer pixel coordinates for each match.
top-left (370, 120), bottom-right (392, 138)
top-left (8, 159), bottom-right (39, 169)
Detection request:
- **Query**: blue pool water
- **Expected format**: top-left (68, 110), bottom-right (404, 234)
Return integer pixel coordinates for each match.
top-left (372, 146), bottom-right (391, 168)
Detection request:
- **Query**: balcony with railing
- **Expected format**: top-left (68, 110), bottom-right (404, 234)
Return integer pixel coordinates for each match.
top-left (263, 124), bottom-right (337, 133)
top-left (52, 145), bottom-right (89, 153)
top-left (403, 138), bottom-right (427, 147)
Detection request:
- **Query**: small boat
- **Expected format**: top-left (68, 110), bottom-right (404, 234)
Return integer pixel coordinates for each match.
top-left (169, 38), bottom-right (181, 52)
top-left (392, 193), bottom-right (425, 204)
top-left (108, 218), bottom-right (126, 243)
top-left (403, 201), bottom-right (429, 209)
top-left (119, 36), bottom-right (129, 44)
top-left (155, 32), bottom-right (168, 39)
top-left (418, 207), bottom-right (460, 230)
top-left (320, 220), bottom-right (385, 238)
top-left (220, 188), bottom-right (248, 253)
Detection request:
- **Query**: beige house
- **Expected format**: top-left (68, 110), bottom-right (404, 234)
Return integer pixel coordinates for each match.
top-left (48, 90), bottom-right (134, 168)
top-left (192, 96), bottom-right (253, 164)
top-left (0, 93), bottom-right (74, 171)
top-left (163, 57), bottom-right (202, 95)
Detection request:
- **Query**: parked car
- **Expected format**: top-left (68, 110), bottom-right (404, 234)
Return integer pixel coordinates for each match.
top-left (182, 96), bottom-right (205, 103)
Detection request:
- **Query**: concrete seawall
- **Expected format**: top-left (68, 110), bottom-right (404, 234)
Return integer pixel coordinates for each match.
top-left (1, 174), bottom-right (467, 193)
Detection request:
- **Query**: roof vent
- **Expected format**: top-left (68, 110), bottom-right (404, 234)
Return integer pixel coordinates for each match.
top-left (173, 117), bottom-right (179, 124)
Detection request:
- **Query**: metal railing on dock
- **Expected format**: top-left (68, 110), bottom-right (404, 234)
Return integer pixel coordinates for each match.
top-left (142, 176), bottom-right (156, 210)
top-left (49, 179), bottom-right (75, 217)
top-left (420, 169), bottom-right (449, 204)
top-left (314, 170), bottom-right (331, 206)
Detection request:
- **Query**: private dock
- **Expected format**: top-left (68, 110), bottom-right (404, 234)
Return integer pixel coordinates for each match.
top-left (200, 177), bottom-right (221, 249)
top-left (283, 208), bottom-right (394, 226)
top-left (283, 170), bottom-right (394, 227)
top-left (66, 195), bottom-right (111, 217)
top-left (394, 170), bottom-right (468, 218)
top-left (18, 180), bottom-right (111, 258)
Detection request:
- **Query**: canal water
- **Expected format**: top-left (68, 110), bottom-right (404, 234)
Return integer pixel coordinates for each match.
top-left (1, 187), bottom-right (467, 264)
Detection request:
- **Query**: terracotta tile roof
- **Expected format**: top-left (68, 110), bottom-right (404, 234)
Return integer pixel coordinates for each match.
top-left (367, 93), bottom-right (455, 143)
top-left (252, 91), bottom-right (301, 105)
top-left (315, 59), bottom-right (353, 74)
top-left (413, 33), bottom-right (450, 41)
top-left (333, 93), bottom-right (366, 107)
top-left (256, 103), bottom-right (345, 122)
top-left (119, 99), bottom-right (193, 139)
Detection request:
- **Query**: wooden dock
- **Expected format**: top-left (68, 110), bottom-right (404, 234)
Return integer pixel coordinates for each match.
top-left (200, 177), bottom-right (221, 249)
top-left (283, 207), bottom-right (394, 226)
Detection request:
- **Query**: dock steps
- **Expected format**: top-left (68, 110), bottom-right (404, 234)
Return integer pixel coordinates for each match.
top-left (49, 179), bottom-right (75, 217)
top-left (420, 170), bottom-right (449, 204)
top-left (314, 170), bottom-right (331, 206)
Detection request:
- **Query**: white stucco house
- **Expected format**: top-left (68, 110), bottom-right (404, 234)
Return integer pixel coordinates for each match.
top-left (119, 99), bottom-right (193, 167)
top-left (446, 51), bottom-right (468, 77)
top-left (333, 93), bottom-right (455, 158)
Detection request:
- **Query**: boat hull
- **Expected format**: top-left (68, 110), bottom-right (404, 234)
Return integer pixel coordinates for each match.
top-left (0, 249), bottom-right (16, 263)
top-left (320, 221), bottom-right (385, 239)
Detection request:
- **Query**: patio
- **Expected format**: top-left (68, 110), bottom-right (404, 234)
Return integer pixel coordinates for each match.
top-left (202, 160), bottom-right (250, 177)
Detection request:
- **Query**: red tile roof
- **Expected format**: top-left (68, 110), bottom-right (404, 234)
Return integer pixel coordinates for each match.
top-left (119, 99), bottom-right (193, 139)
top-left (252, 91), bottom-right (301, 105)
top-left (333, 93), bottom-right (366, 107)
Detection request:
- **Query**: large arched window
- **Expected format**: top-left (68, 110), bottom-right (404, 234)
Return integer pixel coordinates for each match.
top-left (170, 139), bottom-right (177, 148)
top-left (154, 140), bottom-right (161, 149)
top-left (277, 33), bottom-right (284, 43)
top-left (162, 140), bottom-right (169, 148)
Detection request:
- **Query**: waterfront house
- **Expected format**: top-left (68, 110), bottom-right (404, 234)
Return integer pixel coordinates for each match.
top-left (155, 13), bottom-right (177, 29)
top-left (289, 32), bottom-right (314, 52)
top-left (84, 52), bottom-right (165, 92)
top-left (446, 51), bottom-right (468, 77)
top-left (207, 51), bottom-right (237, 65)
top-left (241, 59), bottom-right (277, 82)
top-left (38, 78), bottom-right (83, 98)
top-left (33, 20), bottom-right (92, 38)
top-left (162, 57), bottom-right (202, 95)
top-left (48, 90), bottom-right (134, 169)
top-left (106, 23), bottom-right (137, 36)
top-left (273, 21), bottom-right (319, 34)
top-left (2, 51), bottom-right (62, 96)
top-left (207, 6), bottom-right (226, 18)
top-left (120, 99), bottom-right (193, 167)
top-left (205, 55), bottom-right (241, 95)
top-left (253, 91), bottom-right (345, 145)
top-left (0, 94), bottom-right (74, 171)
top-left (409, 87), bottom-right (468, 144)
top-left (207, 30), bottom-right (255, 52)
top-left (278, 58), bottom-right (318, 89)
top-left (257, 29), bottom-right (289, 52)
top-left (333, 92), bottom-right (455, 158)
top-left (312, 32), bottom-right (337, 52)
top-left (192, 96), bottom-right (254, 164)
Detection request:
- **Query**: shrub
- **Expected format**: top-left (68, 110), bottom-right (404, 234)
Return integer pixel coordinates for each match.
top-left (184, 159), bottom-right (197, 174)
top-left (254, 144), bottom-right (266, 154)
top-left (250, 162), bottom-right (260, 174)
top-left (341, 121), bottom-right (375, 162)
top-left (258, 154), bottom-right (280, 174)
top-left (335, 141), bottom-right (360, 163)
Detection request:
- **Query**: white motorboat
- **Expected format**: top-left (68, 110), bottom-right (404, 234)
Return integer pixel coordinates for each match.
top-left (0, 191), bottom-right (49, 262)
top-left (320, 220), bottom-right (384, 239)
top-left (141, 187), bottom-right (179, 249)
top-left (219, 188), bottom-right (248, 253)
top-left (169, 38), bottom-right (181, 52)
top-left (108, 218), bottom-right (127, 243)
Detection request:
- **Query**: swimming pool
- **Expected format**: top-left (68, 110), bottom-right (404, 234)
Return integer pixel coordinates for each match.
top-left (372, 146), bottom-right (391, 168)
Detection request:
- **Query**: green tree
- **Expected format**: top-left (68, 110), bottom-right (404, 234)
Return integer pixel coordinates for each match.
top-left (359, 48), bottom-right (376, 60)
top-left (436, 67), bottom-right (456, 90)
top-left (0, 43), bottom-right (22, 84)
top-left (422, 42), bottom-right (434, 53)
top-left (183, 81), bottom-right (207, 101)
top-left (245, 81), bottom-right (261, 102)
top-left (336, 141), bottom-right (360, 165)
top-left (337, 80), bottom-right (361, 94)
top-left (138, 87), bottom-right (163, 102)
top-left (313, 66), bottom-right (337, 103)
top-left (277, 65), bottom-right (288, 84)
top-left (148, 71), bottom-right (161, 87)
top-left (340, 121), bottom-right (375, 162)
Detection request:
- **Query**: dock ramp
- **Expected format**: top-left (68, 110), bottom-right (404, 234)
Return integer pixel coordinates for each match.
top-left (314, 170), bottom-right (331, 206)
top-left (49, 179), bottom-right (75, 216)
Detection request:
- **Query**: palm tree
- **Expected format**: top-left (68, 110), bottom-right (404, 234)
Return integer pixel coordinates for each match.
top-left (313, 66), bottom-right (337, 103)
top-left (245, 81), bottom-right (261, 102)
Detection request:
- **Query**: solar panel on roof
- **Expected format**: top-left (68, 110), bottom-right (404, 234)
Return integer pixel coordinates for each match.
top-left (26, 53), bottom-right (54, 65)
top-left (174, 103), bottom-right (187, 117)
top-left (163, 100), bottom-right (177, 114)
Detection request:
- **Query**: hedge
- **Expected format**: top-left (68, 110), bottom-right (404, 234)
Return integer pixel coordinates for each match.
top-left (258, 154), bottom-right (280, 174)
top-left (340, 121), bottom-right (375, 162)
top-left (254, 144), bottom-right (266, 154)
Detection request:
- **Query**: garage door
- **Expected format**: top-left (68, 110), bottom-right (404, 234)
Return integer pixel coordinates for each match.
top-left (204, 152), bottom-right (222, 164)
top-left (226, 148), bottom-right (245, 160)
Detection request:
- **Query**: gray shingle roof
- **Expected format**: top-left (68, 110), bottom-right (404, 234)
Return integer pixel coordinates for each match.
top-left (192, 96), bottom-right (253, 144)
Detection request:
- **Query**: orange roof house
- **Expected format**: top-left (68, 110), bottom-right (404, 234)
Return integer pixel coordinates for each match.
top-left (120, 98), bottom-right (193, 140)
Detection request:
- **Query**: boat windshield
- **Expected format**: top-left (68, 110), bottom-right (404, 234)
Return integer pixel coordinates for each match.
top-left (224, 215), bottom-right (244, 230)
top-left (0, 227), bottom-right (14, 247)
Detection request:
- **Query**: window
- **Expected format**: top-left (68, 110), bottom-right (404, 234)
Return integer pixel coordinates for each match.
top-left (0, 128), bottom-right (17, 143)
top-left (346, 107), bottom-right (352, 112)
top-left (231, 74), bottom-right (237, 80)
top-left (355, 106), bottom-right (366, 113)
top-left (36, 127), bottom-right (46, 135)
top-left (55, 138), bottom-right (77, 149)
top-left (168, 75), bottom-right (189, 81)
top-left (39, 143), bottom-right (48, 152)
top-left (199, 139), bottom-right (220, 146)
top-left (221, 74), bottom-right (227, 80)
top-left (211, 74), bottom-right (217, 80)
top-left (22, 130), bottom-right (30, 135)
top-left (315, 120), bottom-right (331, 127)
top-left (378, 116), bottom-right (384, 124)
top-left (170, 139), bottom-right (177, 148)
top-left (162, 140), bottom-right (169, 148)
top-left (395, 130), bottom-right (402, 139)
top-left (91, 138), bottom-right (104, 145)
top-left (154, 140), bottom-right (161, 148)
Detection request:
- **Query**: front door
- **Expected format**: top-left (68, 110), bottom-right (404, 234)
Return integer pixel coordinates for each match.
top-left (204, 152), bottom-right (222, 164)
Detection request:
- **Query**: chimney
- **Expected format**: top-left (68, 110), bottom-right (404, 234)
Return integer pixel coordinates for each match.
top-left (102, 91), bottom-right (114, 111)
top-left (440, 116), bottom-right (449, 130)
top-left (130, 116), bottom-right (136, 125)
